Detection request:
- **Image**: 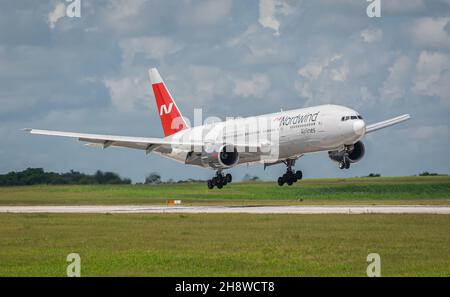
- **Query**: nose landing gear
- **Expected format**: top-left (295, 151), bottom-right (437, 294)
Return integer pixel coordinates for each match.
top-left (207, 171), bottom-right (232, 189)
top-left (338, 149), bottom-right (351, 170)
top-left (277, 159), bottom-right (303, 186)
top-left (339, 159), bottom-right (351, 170)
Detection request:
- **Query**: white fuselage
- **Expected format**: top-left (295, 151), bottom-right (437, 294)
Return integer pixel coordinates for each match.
top-left (155, 104), bottom-right (366, 168)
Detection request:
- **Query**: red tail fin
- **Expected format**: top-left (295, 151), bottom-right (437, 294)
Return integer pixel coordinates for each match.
top-left (149, 68), bottom-right (189, 137)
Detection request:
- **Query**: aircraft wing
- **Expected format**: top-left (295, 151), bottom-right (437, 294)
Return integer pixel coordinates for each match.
top-left (23, 128), bottom-right (261, 154)
top-left (365, 114), bottom-right (411, 134)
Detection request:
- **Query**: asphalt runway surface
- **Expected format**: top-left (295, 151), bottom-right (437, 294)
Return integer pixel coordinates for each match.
top-left (0, 205), bottom-right (449, 214)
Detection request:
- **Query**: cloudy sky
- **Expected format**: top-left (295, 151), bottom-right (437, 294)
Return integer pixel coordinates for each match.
top-left (1, 0), bottom-right (449, 182)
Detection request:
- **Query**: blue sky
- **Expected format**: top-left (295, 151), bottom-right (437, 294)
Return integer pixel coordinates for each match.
top-left (1, 0), bottom-right (449, 182)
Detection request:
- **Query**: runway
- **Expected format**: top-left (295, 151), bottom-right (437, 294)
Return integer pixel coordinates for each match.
top-left (0, 205), bottom-right (450, 214)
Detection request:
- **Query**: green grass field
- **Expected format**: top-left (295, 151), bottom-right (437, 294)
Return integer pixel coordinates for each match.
top-left (0, 213), bottom-right (449, 276)
top-left (0, 176), bottom-right (449, 276)
top-left (0, 176), bottom-right (450, 206)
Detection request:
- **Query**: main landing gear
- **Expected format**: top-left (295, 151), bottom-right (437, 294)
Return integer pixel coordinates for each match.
top-left (207, 171), bottom-right (232, 189)
top-left (277, 159), bottom-right (303, 186)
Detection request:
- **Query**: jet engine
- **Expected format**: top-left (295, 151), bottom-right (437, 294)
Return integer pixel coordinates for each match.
top-left (328, 141), bottom-right (365, 164)
top-left (201, 144), bottom-right (240, 168)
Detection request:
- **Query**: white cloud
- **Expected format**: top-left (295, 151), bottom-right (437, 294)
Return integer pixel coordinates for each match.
top-left (181, 0), bottom-right (233, 26)
top-left (411, 18), bottom-right (450, 49)
top-left (298, 61), bottom-right (326, 79)
top-left (119, 36), bottom-right (183, 66)
top-left (383, 0), bottom-right (425, 13)
top-left (404, 125), bottom-right (450, 140)
top-left (258, 0), bottom-right (293, 35)
top-left (295, 50), bottom-right (382, 108)
top-left (233, 74), bottom-right (271, 98)
top-left (102, 0), bottom-right (148, 32)
top-left (330, 64), bottom-right (348, 82)
top-left (413, 51), bottom-right (450, 102)
top-left (47, 2), bottom-right (66, 29)
top-left (186, 66), bottom-right (231, 104)
top-left (105, 0), bottom-right (146, 20)
top-left (104, 77), bottom-right (150, 111)
top-left (298, 54), bottom-right (342, 79)
top-left (360, 27), bottom-right (383, 43)
top-left (226, 25), bottom-right (295, 65)
top-left (380, 55), bottom-right (412, 99)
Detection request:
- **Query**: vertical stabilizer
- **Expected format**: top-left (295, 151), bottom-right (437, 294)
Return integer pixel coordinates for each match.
top-left (148, 68), bottom-right (189, 137)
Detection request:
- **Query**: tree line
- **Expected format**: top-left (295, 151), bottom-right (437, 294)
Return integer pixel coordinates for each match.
top-left (0, 168), bottom-right (131, 186)
top-left (1, 168), bottom-right (447, 187)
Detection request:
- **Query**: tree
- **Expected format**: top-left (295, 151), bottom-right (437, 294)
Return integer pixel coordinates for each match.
top-left (367, 173), bottom-right (381, 178)
top-left (145, 172), bottom-right (161, 184)
top-left (0, 168), bottom-right (132, 186)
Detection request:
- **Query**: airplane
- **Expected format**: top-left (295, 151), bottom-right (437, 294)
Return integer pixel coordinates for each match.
top-left (24, 68), bottom-right (411, 189)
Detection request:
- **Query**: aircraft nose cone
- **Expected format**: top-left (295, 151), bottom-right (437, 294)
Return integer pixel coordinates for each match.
top-left (353, 120), bottom-right (366, 136)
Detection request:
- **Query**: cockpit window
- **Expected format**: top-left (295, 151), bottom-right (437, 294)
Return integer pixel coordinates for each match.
top-left (341, 115), bottom-right (363, 121)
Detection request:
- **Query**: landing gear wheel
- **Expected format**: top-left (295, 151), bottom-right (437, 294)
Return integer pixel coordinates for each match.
top-left (276, 159), bottom-right (303, 186)
top-left (207, 171), bottom-right (232, 189)
top-left (216, 175), bottom-right (224, 188)
top-left (225, 174), bottom-right (232, 183)
top-left (339, 160), bottom-right (351, 169)
top-left (277, 177), bottom-right (284, 186)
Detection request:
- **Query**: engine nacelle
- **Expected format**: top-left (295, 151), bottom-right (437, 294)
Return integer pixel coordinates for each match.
top-left (201, 144), bottom-right (240, 169)
top-left (328, 141), bottom-right (365, 164)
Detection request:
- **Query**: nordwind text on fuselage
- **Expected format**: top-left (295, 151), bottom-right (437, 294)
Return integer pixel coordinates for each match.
top-left (277, 111), bottom-right (320, 127)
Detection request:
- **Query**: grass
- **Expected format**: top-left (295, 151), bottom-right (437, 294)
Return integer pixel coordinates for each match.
top-left (0, 176), bottom-right (449, 206)
top-left (0, 176), bottom-right (448, 276)
top-left (0, 213), bottom-right (449, 276)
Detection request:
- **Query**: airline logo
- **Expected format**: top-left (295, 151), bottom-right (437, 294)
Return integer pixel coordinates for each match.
top-left (149, 68), bottom-right (188, 137)
top-left (152, 82), bottom-right (187, 137)
top-left (159, 103), bottom-right (174, 116)
top-left (274, 111), bottom-right (320, 127)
